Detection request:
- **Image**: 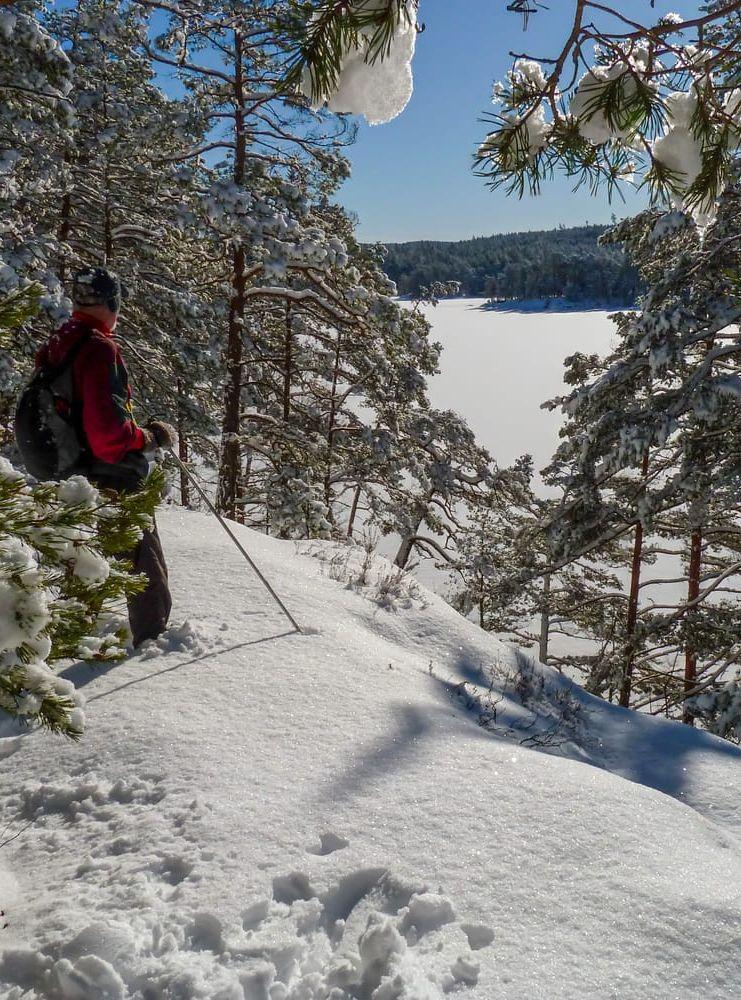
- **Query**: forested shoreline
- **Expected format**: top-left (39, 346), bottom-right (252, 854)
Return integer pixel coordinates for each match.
top-left (379, 224), bottom-right (641, 304)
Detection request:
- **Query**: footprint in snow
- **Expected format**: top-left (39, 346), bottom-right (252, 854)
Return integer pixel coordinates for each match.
top-left (231, 865), bottom-right (494, 996)
top-left (306, 831), bottom-right (350, 856)
top-left (135, 620), bottom-right (204, 660)
top-left (0, 869), bottom-right (495, 999)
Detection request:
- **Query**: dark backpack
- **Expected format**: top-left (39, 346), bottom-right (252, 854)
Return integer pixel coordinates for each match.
top-left (14, 334), bottom-right (92, 481)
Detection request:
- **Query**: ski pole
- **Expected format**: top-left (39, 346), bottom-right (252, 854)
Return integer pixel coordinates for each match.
top-left (166, 449), bottom-right (302, 635)
top-left (114, 344), bottom-right (302, 633)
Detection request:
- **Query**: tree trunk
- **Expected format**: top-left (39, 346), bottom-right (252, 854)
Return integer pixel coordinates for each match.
top-left (217, 31), bottom-right (246, 520)
top-left (324, 331), bottom-right (343, 522)
top-left (283, 302), bottom-right (292, 421)
top-left (539, 572), bottom-right (551, 664)
top-left (101, 63), bottom-right (114, 265)
top-left (218, 247), bottom-right (246, 519)
top-left (58, 179), bottom-right (72, 283)
top-left (235, 454), bottom-right (246, 524)
top-left (619, 450), bottom-right (650, 707)
top-left (394, 533), bottom-right (418, 570)
top-left (347, 484), bottom-right (362, 538)
top-left (683, 527), bottom-right (703, 726)
top-left (103, 157), bottom-right (114, 264)
top-left (176, 379), bottom-right (190, 508)
top-left (394, 495), bottom-right (433, 568)
top-left (243, 448), bottom-right (253, 499)
top-left (394, 515), bottom-right (425, 569)
top-left (57, 30), bottom-right (78, 282)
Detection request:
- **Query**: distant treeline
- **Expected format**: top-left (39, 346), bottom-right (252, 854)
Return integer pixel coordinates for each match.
top-left (378, 224), bottom-right (640, 304)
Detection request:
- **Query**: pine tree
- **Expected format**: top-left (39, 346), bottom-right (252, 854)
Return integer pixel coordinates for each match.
top-left (141, 1), bottom-right (364, 519)
top-left (233, 210), bottom-right (443, 537)
top-left (690, 674), bottom-right (741, 741)
top-left (544, 184), bottom-right (741, 726)
top-left (1, 4), bottom-right (216, 467)
top-left (451, 483), bottom-right (624, 678)
top-left (0, 3), bottom-right (73, 440)
top-left (44, 0), bottom-right (219, 464)
top-left (0, 2), bottom-right (71, 305)
top-left (377, 407), bottom-right (527, 571)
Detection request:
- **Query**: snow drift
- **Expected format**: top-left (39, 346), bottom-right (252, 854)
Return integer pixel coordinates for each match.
top-left (0, 508), bottom-right (739, 999)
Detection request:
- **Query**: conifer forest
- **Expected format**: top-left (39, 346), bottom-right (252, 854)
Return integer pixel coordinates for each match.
top-left (382, 225), bottom-right (640, 303)
top-left (3, 1), bottom-right (741, 741)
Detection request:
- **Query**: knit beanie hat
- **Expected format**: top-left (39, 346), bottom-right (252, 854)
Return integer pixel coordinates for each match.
top-left (71, 266), bottom-right (129, 313)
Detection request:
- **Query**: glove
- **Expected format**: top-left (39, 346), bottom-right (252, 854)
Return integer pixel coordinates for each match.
top-left (144, 420), bottom-right (177, 449)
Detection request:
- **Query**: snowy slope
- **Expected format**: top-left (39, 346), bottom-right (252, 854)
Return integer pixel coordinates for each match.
top-left (0, 508), bottom-right (740, 1000)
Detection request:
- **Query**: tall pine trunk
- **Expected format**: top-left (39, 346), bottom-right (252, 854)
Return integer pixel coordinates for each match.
top-left (347, 484), bottom-right (362, 538)
top-left (324, 331), bottom-right (343, 524)
top-left (101, 61), bottom-right (114, 265)
top-left (283, 302), bottom-right (292, 421)
top-left (619, 450), bottom-right (650, 707)
top-left (218, 253), bottom-right (246, 518)
top-left (539, 572), bottom-right (551, 664)
top-left (58, 157), bottom-right (73, 283)
top-left (681, 339), bottom-right (713, 724)
top-left (683, 528), bottom-right (703, 726)
top-left (176, 379), bottom-right (190, 508)
top-left (103, 158), bottom-right (114, 264)
top-left (57, 28), bottom-right (78, 282)
top-left (217, 31), bottom-right (246, 519)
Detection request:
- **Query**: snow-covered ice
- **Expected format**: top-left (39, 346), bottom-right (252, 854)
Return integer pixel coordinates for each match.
top-left (0, 506), bottom-right (739, 999)
top-left (419, 298), bottom-right (616, 489)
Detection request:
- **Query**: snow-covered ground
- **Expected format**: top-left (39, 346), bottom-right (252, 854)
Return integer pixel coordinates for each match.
top-left (420, 298), bottom-right (616, 489)
top-left (1, 508), bottom-right (740, 999)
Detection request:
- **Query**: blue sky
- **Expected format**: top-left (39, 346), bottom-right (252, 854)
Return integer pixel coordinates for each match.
top-left (340, 0), bottom-right (697, 243)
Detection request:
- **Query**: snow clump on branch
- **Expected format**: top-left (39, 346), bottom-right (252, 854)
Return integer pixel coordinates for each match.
top-left (651, 126), bottom-right (703, 192)
top-left (303, 1), bottom-right (418, 126)
top-left (510, 58), bottom-right (547, 91)
top-left (649, 86), bottom-right (703, 195)
top-left (568, 64), bottom-right (643, 144)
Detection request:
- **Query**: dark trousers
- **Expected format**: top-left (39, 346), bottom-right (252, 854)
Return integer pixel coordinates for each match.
top-left (127, 519), bottom-right (172, 647)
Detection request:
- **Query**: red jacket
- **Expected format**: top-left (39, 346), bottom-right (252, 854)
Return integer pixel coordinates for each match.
top-left (36, 312), bottom-right (147, 464)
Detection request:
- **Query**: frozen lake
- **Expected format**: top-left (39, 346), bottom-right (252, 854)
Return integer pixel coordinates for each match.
top-left (421, 299), bottom-right (617, 489)
top-left (415, 299), bottom-right (687, 654)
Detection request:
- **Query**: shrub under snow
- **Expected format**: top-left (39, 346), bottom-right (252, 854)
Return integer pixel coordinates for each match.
top-left (0, 459), bottom-right (163, 738)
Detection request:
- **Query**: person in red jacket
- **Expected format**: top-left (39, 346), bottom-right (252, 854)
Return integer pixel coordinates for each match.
top-left (37, 266), bottom-right (176, 647)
